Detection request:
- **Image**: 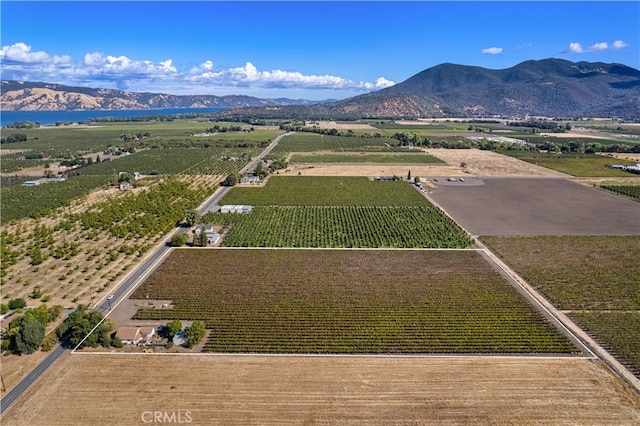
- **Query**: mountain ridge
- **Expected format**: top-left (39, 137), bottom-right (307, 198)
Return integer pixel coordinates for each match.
top-left (0, 80), bottom-right (321, 112)
top-left (2, 58), bottom-right (639, 119)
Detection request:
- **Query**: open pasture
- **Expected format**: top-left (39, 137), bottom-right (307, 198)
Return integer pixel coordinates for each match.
top-left (132, 249), bottom-right (576, 355)
top-left (481, 235), bottom-right (640, 374)
top-left (5, 355), bottom-right (640, 425)
top-left (428, 178), bottom-right (640, 235)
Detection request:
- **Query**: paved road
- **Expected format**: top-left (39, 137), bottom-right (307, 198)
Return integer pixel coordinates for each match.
top-left (0, 343), bottom-right (66, 415)
top-left (0, 131), bottom-right (294, 415)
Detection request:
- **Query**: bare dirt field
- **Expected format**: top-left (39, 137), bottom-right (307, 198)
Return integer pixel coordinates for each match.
top-left (426, 148), bottom-right (570, 177)
top-left (3, 354), bottom-right (639, 425)
top-left (278, 148), bottom-right (573, 179)
top-left (304, 120), bottom-right (377, 130)
top-left (0, 149), bottom-right (30, 155)
top-left (278, 163), bottom-right (466, 178)
top-left (598, 152), bottom-right (640, 162)
top-left (428, 178), bottom-right (640, 236)
top-left (539, 131), bottom-right (612, 139)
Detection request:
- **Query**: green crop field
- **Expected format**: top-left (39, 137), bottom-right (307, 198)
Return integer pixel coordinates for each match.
top-left (1, 175), bottom-right (112, 222)
top-left (371, 121), bottom-right (475, 132)
top-left (0, 121), bottom-right (280, 173)
top-left (208, 177), bottom-right (472, 248)
top-left (481, 236), bottom-right (639, 310)
top-left (132, 249), bottom-right (577, 355)
top-left (204, 206), bottom-right (474, 248)
top-left (220, 176), bottom-right (427, 206)
top-left (289, 153), bottom-right (444, 164)
top-left (270, 132), bottom-right (397, 155)
top-left (570, 312), bottom-right (640, 375)
top-left (0, 152), bottom-right (47, 173)
top-left (481, 235), bottom-right (640, 374)
top-left (79, 147), bottom-right (259, 176)
top-left (499, 154), bottom-right (636, 177)
top-left (600, 184), bottom-right (640, 201)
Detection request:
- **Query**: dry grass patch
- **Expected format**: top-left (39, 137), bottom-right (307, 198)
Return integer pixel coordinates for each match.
top-left (3, 354), bottom-right (640, 425)
top-left (426, 148), bottom-right (570, 177)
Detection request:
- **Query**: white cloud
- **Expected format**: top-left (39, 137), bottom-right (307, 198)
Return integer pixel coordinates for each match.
top-left (1, 42), bottom-right (394, 97)
top-left (481, 47), bottom-right (503, 55)
top-left (82, 53), bottom-right (177, 76)
top-left (612, 40), bottom-right (629, 49)
top-left (568, 42), bottom-right (584, 53)
top-left (187, 60), bottom-right (394, 91)
top-left (589, 42), bottom-right (608, 51)
top-left (0, 42), bottom-right (72, 66)
top-left (564, 40), bottom-right (629, 54)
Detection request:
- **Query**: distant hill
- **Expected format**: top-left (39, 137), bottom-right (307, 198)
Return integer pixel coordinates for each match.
top-left (3, 59), bottom-right (639, 118)
top-left (217, 58), bottom-right (640, 120)
top-left (0, 80), bottom-right (319, 111)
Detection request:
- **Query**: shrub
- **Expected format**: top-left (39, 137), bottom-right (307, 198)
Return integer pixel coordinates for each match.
top-left (8, 298), bottom-right (26, 310)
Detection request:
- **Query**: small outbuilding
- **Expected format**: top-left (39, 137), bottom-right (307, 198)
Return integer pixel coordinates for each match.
top-left (220, 205), bottom-right (253, 214)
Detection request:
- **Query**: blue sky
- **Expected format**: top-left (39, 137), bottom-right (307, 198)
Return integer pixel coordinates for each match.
top-left (1, 1), bottom-right (638, 100)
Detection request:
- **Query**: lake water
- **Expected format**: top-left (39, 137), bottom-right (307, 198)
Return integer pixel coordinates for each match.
top-left (0, 108), bottom-right (225, 126)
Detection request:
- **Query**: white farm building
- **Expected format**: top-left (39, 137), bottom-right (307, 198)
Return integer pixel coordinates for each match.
top-left (220, 205), bottom-right (253, 214)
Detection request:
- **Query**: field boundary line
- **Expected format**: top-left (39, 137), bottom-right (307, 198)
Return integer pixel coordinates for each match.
top-left (70, 352), bottom-right (594, 360)
top-left (420, 185), bottom-right (640, 394)
top-left (176, 246), bottom-right (480, 251)
top-left (478, 241), bottom-right (640, 394)
top-left (475, 242), bottom-right (596, 358)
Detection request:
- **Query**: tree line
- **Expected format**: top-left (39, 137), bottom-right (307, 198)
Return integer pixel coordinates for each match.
top-left (1, 133), bottom-right (27, 144)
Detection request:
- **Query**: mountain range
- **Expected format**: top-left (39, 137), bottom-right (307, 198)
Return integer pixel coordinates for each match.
top-left (0, 80), bottom-right (319, 112)
top-left (2, 58), bottom-right (639, 119)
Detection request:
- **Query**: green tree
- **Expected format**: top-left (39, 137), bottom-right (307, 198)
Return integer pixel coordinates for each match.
top-left (30, 246), bottom-right (43, 266)
top-left (183, 320), bottom-right (206, 348)
top-left (223, 172), bottom-right (240, 186)
top-left (28, 304), bottom-right (62, 325)
top-left (58, 307), bottom-right (115, 348)
top-left (166, 319), bottom-right (183, 339)
top-left (0, 303), bottom-right (8, 315)
top-left (194, 228), bottom-right (209, 247)
top-left (8, 298), bottom-right (26, 310)
top-left (12, 314), bottom-right (45, 354)
top-left (171, 234), bottom-right (188, 247)
top-left (407, 170), bottom-right (411, 180)
top-left (118, 172), bottom-right (135, 184)
top-left (255, 161), bottom-right (268, 179)
top-left (185, 209), bottom-right (200, 227)
top-left (30, 286), bottom-right (42, 299)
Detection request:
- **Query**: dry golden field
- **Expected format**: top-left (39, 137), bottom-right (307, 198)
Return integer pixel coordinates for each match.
top-left (3, 354), bottom-right (640, 425)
